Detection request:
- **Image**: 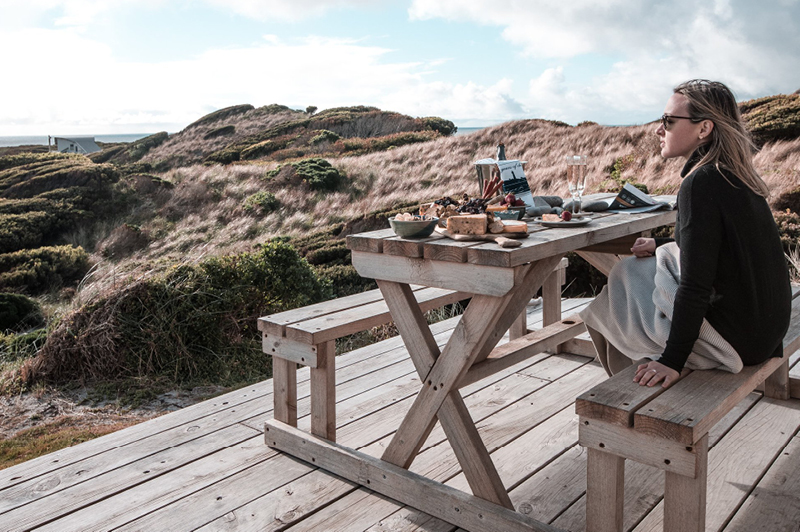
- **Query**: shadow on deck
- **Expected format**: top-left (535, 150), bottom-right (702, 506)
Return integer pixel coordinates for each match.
top-left (1, 298), bottom-right (799, 531)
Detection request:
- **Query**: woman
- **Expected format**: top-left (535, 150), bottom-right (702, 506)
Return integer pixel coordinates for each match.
top-left (580, 79), bottom-right (791, 389)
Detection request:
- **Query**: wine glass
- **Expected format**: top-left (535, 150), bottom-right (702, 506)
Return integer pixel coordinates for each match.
top-left (566, 155), bottom-right (588, 214)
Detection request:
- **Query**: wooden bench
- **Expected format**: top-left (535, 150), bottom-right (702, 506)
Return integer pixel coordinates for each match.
top-left (575, 286), bottom-right (800, 532)
top-left (258, 257), bottom-right (568, 443)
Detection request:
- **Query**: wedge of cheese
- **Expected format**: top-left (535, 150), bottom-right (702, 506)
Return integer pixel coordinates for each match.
top-left (501, 220), bottom-right (528, 233)
top-left (446, 214), bottom-right (488, 235)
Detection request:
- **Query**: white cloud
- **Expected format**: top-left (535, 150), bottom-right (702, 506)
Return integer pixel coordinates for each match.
top-left (410, 0), bottom-right (800, 123)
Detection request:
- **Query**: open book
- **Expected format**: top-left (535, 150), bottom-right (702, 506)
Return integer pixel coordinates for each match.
top-left (599, 183), bottom-right (674, 213)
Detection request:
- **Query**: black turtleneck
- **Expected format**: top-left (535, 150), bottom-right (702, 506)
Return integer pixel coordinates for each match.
top-left (655, 149), bottom-right (791, 372)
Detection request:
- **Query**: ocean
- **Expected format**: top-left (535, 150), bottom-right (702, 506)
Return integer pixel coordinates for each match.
top-left (0, 134), bottom-right (154, 148)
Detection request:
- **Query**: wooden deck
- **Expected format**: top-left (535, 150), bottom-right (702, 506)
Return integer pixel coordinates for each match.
top-left (2, 298), bottom-right (800, 532)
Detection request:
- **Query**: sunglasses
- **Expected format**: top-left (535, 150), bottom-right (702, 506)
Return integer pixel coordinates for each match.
top-left (660, 114), bottom-right (703, 130)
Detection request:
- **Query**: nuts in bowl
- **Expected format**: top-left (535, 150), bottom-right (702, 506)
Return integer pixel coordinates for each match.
top-left (389, 213), bottom-right (439, 238)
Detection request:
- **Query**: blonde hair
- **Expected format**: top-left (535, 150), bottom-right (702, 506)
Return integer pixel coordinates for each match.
top-left (674, 79), bottom-right (769, 197)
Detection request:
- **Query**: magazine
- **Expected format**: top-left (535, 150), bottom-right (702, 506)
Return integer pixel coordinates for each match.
top-left (602, 183), bottom-right (674, 213)
top-left (496, 160), bottom-right (535, 208)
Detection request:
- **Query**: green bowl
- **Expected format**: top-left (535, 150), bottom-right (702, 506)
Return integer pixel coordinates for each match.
top-left (389, 216), bottom-right (439, 238)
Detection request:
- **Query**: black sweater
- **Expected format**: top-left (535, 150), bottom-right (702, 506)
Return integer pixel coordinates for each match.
top-left (655, 150), bottom-right (791, 372)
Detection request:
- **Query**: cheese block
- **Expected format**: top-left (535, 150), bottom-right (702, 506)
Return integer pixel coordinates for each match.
top-left (542, 213), bottom-right (561, 222)
top-left (501, 220), bottom-right (528, 233)
top-left (447, 214), bottom-right (488, 235)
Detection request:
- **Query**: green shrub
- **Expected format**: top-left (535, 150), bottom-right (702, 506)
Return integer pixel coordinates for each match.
top-left (0, 293), bottom-right (44, 332)
top-left (203, 125), bottom-right (235, 140)
top-left (0, 328), bottom-right (47, 364)
top-left (740, 94), bottom-right (800, 144)
top-left (338, 131), bottom-right (439, 155)
top-left (204, 147), bottom-right (242, 165)
top-left (244, 191), bottom-right (280, 213)
top-left (0, 245), bottom-right (90, 294)
top-left (292, 158), bottom-right (344, 191)
top-left (240, 136), bottom-right (293, 160)
top-left (774, 209), bottom-right (800, 254)
top-left (26, 241), bottom-right (332, 387)
top-left (422, 116), bottom-right (457, 136)
top-left (310, 130), bottom-right (341, 145)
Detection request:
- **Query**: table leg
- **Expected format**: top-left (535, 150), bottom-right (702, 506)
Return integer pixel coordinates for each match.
top-left (378, 255), bottom-right (563, 484)
top-left (377, 280), bottom-right (513, 508)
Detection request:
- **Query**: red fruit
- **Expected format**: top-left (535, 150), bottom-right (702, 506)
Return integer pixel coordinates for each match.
top-left (505, 193), bottom-right (516, 204)
top-left (561, 211), bottom-right (572, 221)
top-left (513, 199), bottom-right (525, 207)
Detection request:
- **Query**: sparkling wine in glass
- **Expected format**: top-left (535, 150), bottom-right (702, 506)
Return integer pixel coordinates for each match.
top-left (566, 155), bottom-right (588, 214)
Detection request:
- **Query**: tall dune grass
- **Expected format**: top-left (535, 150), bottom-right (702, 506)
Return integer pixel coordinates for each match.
top-left (79, 119), bottom-right (799, 302)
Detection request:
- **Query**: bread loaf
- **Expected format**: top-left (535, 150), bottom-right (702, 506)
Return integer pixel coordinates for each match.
top-left (542, 214), bottom-right (561, 222)
top-left (446, 214), bottom-right (488, 235)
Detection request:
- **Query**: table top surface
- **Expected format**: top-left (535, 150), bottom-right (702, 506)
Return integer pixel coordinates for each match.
top-left (347, 195), bottom-right (677, 269)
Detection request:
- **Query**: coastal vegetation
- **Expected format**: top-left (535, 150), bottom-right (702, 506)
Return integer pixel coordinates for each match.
top-left (0, 95), bottom-right (799, 462)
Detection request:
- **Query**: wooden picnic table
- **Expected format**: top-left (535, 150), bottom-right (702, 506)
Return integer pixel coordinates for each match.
top-left (266, 195), bottom-right (677, 532)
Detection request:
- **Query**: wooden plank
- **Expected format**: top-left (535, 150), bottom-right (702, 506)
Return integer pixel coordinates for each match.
top-left (585, 448), bottom-right (625, 532)
top-left (263, 334), bottom-right (318, 367)
top-left (575, 363), bottom-right (678, 427)
top-left (634, 356), bottom-right (796, 445)
top-left (792, 376), bottom-right (800, 399)
top-left (384, 233), bottom-right (446, 257)
top-left (32, 437), bottom-right (298, 532)
top-left (578, 417), bottom-right (699, 477)
top-left (258, 287), bottom-right (390, 334)
top-left (287, 286), bottom-right (468, 344)
top-left (273, 357), bottom-right (298, 426)
top-left (577, 233), bottom-right (640, 254)
top-left (0, 423), bottom-right (261, 531)
top-left (460, 318), bottom-right (586, 388)
top-left (346, 228), bottom-right (395, 253)
top-left (351, 250), bottom-right (523, 296)
top-left (541, 271), bottom-right (561, 328)
top-left (560, 337), bottom-right (596, 357)
top-left (574, 250), bottom-right (623, 277)
top-left (631, 397), bottom-right (800, 532)
top-left (310, 340), bottom-right (336, 441)
top-left (724, 434), bottom-right (800, 532)
top-left (423, 237), bottom-right (476, 263)
top-left (663, 434), bottom-right (707, 532)
top-left (264, 421), bottom-right (563, 532)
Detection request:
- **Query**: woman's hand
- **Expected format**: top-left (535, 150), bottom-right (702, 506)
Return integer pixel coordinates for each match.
top-left (631, 237), bottom-right (656, 258)
top-left (633, 360), bottom-right (680, 388)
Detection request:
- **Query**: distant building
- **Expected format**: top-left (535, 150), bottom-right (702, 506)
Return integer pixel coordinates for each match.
top-left (51, 136), bottom-right (101, 154)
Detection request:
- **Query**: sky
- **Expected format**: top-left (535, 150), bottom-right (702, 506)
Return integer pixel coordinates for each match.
top-left (1, 0), bottom-right (799, 136)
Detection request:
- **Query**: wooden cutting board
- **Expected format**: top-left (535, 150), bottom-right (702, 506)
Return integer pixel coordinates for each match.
top-left (435, 226), bottom-right (528, 248)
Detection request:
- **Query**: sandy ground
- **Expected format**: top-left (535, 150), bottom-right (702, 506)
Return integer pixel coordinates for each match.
top-left (0, 385), bottom-right (228, 441)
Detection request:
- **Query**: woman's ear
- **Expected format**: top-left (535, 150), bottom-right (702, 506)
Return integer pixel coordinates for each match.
top-left (699, 119), bottom-right (714, 140)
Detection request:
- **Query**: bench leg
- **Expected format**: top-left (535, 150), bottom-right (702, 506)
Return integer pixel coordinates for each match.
top-left (664, 433), bottom-right (708, 532)
top-left (763, 358), bottom-right (790, 400)
top-left (310, 340), bottom-right (336, 441)
top-left (273, 357), bottom-right (297, 426)
top-left (542, 268), bottom-right (562, 352)
top-left (586, 447), bottom-right (625, 532)
top-left (509, 310), bottom-right (527, 340)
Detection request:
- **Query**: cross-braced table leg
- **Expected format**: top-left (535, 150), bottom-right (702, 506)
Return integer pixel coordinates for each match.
top-left (377, 255), bottom-right (565, 507)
